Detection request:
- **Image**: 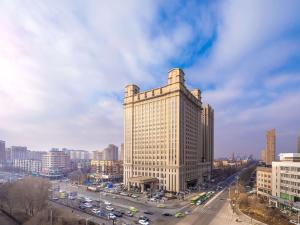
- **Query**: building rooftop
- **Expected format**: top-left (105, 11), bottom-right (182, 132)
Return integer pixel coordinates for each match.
top-left (279, 153), bottom-right (300, 162)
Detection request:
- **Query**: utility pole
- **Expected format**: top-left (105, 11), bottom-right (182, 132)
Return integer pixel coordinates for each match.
top-left (50, 209), bottom-right (53, 225)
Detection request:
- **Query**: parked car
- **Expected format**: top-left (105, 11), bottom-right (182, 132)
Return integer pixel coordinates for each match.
top-left (162, 212), bottom-right (172, 216)
top-left (126, 211), bottom-right (134, 217)
top-left (108, 213), bottom-right (116, 220)
top-left (79, 204), bottom-right (86, 210)
top-left (113, 211), bottom-right (122, 217)
top-left (139, 216), bottom-right (149, 221)
top-left (138, 220), bottom-right (149, 225)
top-left (83, 203), bottom-right (92, 208)
top-left (92, 208), bottom-right (100, 214)
top-left (144, 211), bottom-right (154, 215)
top-left (106, 206), bottom-right (114, 211)
top-left (104, 200), bottom-right (111, 205)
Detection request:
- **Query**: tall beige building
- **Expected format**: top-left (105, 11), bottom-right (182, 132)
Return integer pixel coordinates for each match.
top-left (202, 105), bottom-right (214, 165)
top-left (297, 136), bottom-right (300, 153)
top-left (265, 129), bottom-right (276, 165)
top-left (123, 68), bottom-right (213, 193)
top-left (260, 149), bottom-right (266, 162)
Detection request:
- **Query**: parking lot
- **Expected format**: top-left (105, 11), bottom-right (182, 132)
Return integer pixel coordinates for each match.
top-left (50, 179), bottom-right (222, 225)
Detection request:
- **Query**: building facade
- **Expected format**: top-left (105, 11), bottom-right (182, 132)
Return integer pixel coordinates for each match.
top-left (256, 167), bottom-right (272, 199)
top-left (120, 143), bottom-right (124, 161)
top-left (27, 151), bottom-right (46, 161)
top-left (93, 151), bottom-right (103, 160)
top-left (0, 141), bottom-right (5, 164)
top-left (41, 149), bottom-right (70, 177)
top-left (202, 104), bottom-right (214, 170)
top-left (123, 68), bottom-right (213, 193)
top-left (91, 160), bottom-right (123, 175)
top-left (266, 129), bottom-right (276, 165)
top-left (10, 146), bottom-right (28, 161)
top-left (69, 150), bottom-right (90, 160)
top-left (272, 153), bottom-right (300, 208)
top-left (12, 159), bottom-right (42, 174)
top-left (103, 144), bottom-right (118, 161)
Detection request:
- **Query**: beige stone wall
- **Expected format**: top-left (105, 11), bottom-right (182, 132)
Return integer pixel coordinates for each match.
top-left (256, 167), bottom-right (272, 197)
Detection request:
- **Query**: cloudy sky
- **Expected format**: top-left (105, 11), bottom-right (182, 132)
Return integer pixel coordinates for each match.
top-left (0, 0), bottom-right (300, 158)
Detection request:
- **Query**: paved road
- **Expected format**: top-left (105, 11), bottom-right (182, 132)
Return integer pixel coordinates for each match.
top-left (174, 188), bottom-right (248, 225)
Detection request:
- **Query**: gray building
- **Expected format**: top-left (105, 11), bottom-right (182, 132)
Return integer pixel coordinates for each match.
top-left (103, 144), bottom-right (118, 161)
top-left (0, 141), bottom-right (5, 164)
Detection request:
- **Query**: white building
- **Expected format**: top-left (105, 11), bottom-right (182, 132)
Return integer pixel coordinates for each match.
top-left (69, 150), bottom-right (89, 160)
top-left (271, 153), bottom-right (300, 209)
top-left (41, 149), bottom-right (70, 178)
top-left (12, 159), bottom-right (42, 174)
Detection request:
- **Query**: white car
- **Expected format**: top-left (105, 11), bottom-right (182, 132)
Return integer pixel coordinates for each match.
top-left (104, 200), bottom-right (111, 205)
top-left (150, 198), bottom-right (156, 202)
top-left (92, 208), bottom-right (100, 214)
top-left (108, 213), bottom-right (116, 219)
top-left (106, 206), bottom-right (114, 211)
top-left (138, 220), bottom-right (150, 225)
top-left (83, 203), bottom-right (92, 208)
top-left (84, 197), bottom-right (93, 203)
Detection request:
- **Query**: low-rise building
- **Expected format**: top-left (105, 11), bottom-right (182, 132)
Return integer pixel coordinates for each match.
top-left (256, 167), bottom-right (272, 199)
top-left (41, 149), bottom-right (70, 178)
top-left (271, 153), bottom-right (300, 210)
top-left (90, 160), bottom-right (123, 181)
top-left (12, 159), bottom-right (42, 174)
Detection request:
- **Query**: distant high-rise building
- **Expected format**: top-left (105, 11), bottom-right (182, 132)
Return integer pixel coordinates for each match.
top-left (202, 104), bottom-right (214, 164)
top-left (11, 146), bottom-right (28, 160)
top-left (297, 136), bottom-right (300, 153)
top-left (93, 151), bottom-right (103, 160)
top-left (69, 150), bottom-right (89, 160)
top-left (5, 148), bottom-right (11, 161)
top-left (0, 140), bottom-right (5, 164)
top-left (28, 150), bottom-right (47, 161)
top-left (124, 68), bottom-right (213, 192)
top-left (103, 144), bottom-right (118, 161)
top-left (260, 149), bottom-right (266, 162)
top-left (265, 129), bottom-right (276, 165)
top-left (120, 143), bottom-right (124, 161)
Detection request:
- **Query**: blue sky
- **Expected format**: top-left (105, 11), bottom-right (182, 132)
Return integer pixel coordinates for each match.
top-left (0, 0), bottom-right (299, 158)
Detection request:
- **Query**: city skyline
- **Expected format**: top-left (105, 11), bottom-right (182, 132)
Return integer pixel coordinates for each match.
top-left (0, 1), bottom-right (300, 158)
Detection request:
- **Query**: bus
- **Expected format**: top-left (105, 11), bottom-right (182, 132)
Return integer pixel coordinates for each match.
top-left (191, 192), bottom-right (207, 205)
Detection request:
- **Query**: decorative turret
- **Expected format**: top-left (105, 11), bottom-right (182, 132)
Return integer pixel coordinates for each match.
top-left (168, 68), bottom-right (185, 85)
top-left (125, 84), bottom-right (140, 97)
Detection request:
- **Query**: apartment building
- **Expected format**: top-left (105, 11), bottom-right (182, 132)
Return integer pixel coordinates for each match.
top-left (0, 141), bottom-right (5, 164)
top-left (90, 160), bottom-right (123, 181)
top-left (41, 149), bottom-right (70, 177)
top-left (12, 159), bottom-right (42, 174)
top-left (256, 167), bottom-right (272, 199)
top-left (10, 146), bottom-right (28, 160)
top-left (123, 68), bottom-right (213, 193)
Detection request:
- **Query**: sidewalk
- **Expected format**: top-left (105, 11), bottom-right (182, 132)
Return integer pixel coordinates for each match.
top-left (236, 205), bottom-right (267, 225)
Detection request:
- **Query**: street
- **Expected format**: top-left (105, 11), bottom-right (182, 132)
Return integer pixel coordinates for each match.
top-left (175, 188), bottom-right (248, 225)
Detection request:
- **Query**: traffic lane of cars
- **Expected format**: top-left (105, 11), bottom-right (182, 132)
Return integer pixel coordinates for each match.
top-left (53, 195), bottom-right (158, 224)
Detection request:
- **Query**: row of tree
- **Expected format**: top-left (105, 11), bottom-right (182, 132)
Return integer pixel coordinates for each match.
top-left (0, 177), bottom-right (50, 217)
